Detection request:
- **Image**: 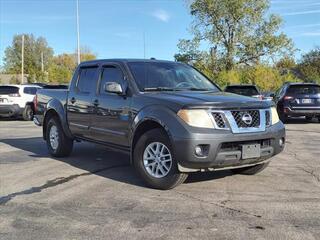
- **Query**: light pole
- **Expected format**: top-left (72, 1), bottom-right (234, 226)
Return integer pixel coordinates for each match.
top-left (21, 35), bottom-right (24, 84)
top-left (76, 0), bottom-right (80, 65)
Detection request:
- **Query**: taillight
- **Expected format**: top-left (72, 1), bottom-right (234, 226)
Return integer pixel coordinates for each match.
top-left (33, 95), bottom-right (38, 112)
top-left (9, 93), bottom-right (21, 97)
top-left (284, 96), bottom-right (293, 100)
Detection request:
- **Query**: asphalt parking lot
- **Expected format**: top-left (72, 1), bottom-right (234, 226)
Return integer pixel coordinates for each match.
top-left (0, 119), bottom-right (319, 240)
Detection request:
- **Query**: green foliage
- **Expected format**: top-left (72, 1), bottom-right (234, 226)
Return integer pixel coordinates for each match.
top-left (176, 0), bottom-right (294, 70)
top-left (3, 34), bottom-right (54, 82)
top-left (3, 34), bottom-right (97, 84)
top-left (48, 49), bottom-right (97, 84)
top-left (213, 64), bottom-right (299, 91)
top-left (297, 47), bottom-right (320, 84)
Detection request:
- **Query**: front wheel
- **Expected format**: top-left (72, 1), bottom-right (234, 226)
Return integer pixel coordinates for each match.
top-left (231, 162), bottom-right (269, 175)
top-left (133, 128), bottom-right (188, 190)
top-left (46, 116), bottom-right (73, 157)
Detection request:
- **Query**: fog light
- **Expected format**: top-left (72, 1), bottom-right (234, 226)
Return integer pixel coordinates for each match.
top-left (195, 146), bottom-right (202, 156)
top-left (194, 145), bottom-right (209, 157)
top-left (279, 138), bottom-right (285, 147)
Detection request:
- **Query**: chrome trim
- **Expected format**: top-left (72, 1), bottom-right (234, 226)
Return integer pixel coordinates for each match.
top-left (225, 109), bottom-right (266, 134)
top-left (207, 110), bottom-right (230, 130)
top-left (208, 109), bottom-right (269, 133)
top-left (291, 106), bottom-right (320, 109)
top-left (178, 159), bottom-right (271, 173)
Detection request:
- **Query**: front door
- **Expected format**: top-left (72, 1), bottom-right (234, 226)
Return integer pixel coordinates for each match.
top-left (90, 64), bottom-right (131, 146)
top-left (67, 66), bottom-right (99, 138)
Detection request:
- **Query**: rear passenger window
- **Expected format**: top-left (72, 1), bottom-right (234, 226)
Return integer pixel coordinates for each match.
top-left (23, 87), bottom-right (38, 95)
top-left (77, 67), bottom-right (98, 93)
top-left (100, 66), bottom-right (124, 94)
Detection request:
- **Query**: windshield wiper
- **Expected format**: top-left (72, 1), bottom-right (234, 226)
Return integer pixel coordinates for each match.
top-left (175, 87), bottom-right (211, 91)
top-left (143, 87), bottom-right (176, 92)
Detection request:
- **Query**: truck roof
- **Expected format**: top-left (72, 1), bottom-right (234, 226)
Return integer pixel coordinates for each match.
top-left (79, 58), bottom-right (178, 66)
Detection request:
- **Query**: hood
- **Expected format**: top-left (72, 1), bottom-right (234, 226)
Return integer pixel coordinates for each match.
top-left (145, 91), bottom-right (272, 110)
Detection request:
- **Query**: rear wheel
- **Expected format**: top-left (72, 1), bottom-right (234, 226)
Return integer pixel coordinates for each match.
top-left (305, 116), bottom-right (313, 122)
top-left (22, 105), bottom-right (33, 121)
top-left (133, 128), bottom-right (188, 190)
top-left (231, 162), bottom-right (269, 175)
top-left (46, 116), bottom-right (73, 157)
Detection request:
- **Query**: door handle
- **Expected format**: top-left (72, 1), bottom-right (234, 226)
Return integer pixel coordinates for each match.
top-left (70, 97), bottom-right (76, 104)
top-left (93, 99), bottom-right (99, 107)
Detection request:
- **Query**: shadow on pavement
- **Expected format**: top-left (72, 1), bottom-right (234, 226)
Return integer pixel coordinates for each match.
top-left (285, 117), bottom-right (319, 124)
top-left (1, 137), bottom-right (232, 188)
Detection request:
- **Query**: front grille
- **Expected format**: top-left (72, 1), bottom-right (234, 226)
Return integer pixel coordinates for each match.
top-left (231, 110), bottom-right (260, 128)
top-left (265, 110), bottom-right (271, 126)
top-left (211, 112), bottom-right (226, 128)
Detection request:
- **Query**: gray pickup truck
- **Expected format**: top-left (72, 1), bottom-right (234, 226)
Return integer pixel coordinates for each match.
top-left (34, 59), bottom-right (285, 189)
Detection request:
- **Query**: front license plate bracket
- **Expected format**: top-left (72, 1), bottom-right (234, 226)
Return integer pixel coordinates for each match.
top-left (242, 144), bottom-right (261, 159)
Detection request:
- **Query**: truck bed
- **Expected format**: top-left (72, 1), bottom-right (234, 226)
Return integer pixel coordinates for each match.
top-left (35, 89), bottom-right (68, 125)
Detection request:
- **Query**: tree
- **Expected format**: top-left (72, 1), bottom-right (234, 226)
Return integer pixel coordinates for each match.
top-left (3, 34), bottom-right (54, 82)
top-left (48, 47), bottom-right (97, 83)
top-left (297, 47), bottom-right (320, 83)
top-left (176, 0), bottom-right (294, 70)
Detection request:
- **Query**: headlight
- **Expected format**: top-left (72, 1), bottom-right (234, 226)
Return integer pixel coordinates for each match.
top-left (177, 109), bottom-right (214, 128)
top-left (271, 107), bottom-right (279, 125)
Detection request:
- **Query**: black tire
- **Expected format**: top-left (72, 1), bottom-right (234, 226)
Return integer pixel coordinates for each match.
top-left (133, 128), bottom-right (188, 190)
top-left (231, 162), bottom-right (269, 175)
top-left (318, 117), bottom-right (320, 123)
top-left (305, 116), bottom-right (313, 122)
top-left (46, 116), bottom-right (73, 157)
top-left (22, 105), bottom-right (34, 121)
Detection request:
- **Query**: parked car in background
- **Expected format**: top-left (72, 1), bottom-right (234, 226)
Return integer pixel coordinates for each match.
top-left (224, 84), bottom-right (263, 100)
top-left (275, 82), bottom-right (320, 122)
top-left (0, 84), bottom-right (41, 120)
top-left (262, 91), bottom-right (275, 101)
top-left (34, 59), bottom-right (285, 189)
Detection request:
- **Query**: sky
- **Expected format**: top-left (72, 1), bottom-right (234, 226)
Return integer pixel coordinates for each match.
top-left (0, 0), bottom-right (320, 66)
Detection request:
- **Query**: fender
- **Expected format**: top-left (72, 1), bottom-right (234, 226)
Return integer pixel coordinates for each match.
top-left (129, 105), bottom-right (190, 163)
top-left (43, 98), bottom-right (73, 139)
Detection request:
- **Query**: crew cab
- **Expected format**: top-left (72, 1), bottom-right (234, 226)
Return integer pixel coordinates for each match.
top-left (0, 84), bottom-right (41, 120)
top-left (34, 59), bottom-right (285, 189)
top-left (275, 82), bottom-right (320, 122)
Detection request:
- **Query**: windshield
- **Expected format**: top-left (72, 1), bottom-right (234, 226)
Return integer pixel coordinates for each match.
top-left (225, 86), bottom-right (259, 96)
top-left (127, 62), bottom-right (219, 92)
top-left (287, 85), bottom-right (320, 95)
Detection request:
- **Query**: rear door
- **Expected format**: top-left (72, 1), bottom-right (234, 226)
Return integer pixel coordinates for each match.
top-left (89, 64), bottom-right (131, 146)
top-left (67, 66), bottom-right (99, 138)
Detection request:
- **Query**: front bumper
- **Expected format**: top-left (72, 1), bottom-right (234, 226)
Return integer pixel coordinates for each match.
top-left (0, 104), bottom-right (22, 117)
top-left (173, 122), bottom-right (285, 171)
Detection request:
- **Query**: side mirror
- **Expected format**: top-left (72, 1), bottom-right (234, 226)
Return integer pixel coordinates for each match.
top-left (104, 82), bottom-right (124, 95)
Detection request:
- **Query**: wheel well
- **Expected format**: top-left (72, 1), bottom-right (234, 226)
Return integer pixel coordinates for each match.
top-left (25, 102), bottom-right (34, 111)
top-left (43, 110), bottom-right (59, 140)
top-left (131, 120), bottom-right (168, 159)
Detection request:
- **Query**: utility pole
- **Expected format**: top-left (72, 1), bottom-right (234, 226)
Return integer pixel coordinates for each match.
top-left (143, 31), bottom-right (146, 59)
top-left (41, 52), bottom-right (44, 72)
top-left (21, 35), bottom-right (24, 84)
top-left (76, 0), bottom-right (80, 64)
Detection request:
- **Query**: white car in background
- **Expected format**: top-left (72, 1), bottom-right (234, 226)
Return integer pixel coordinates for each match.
top-left (0, 84), bottom-right (41, 120)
